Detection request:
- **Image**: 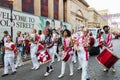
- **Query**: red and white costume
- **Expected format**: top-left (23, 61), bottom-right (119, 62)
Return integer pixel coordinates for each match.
top-left (99, 33), bottom-right (113, 51)
top-left (51, 33), bottom-right (60, 63)
top-left (71, 33), bottom-right (77, 63)
top-left (4, 42), bottom-right (16, 74)
top-left (30, 33), bottom-right (40, 70)
top-left (58, 37), bottom-right (74, 78)
top-left (76, 35), bottom-right (90, 80)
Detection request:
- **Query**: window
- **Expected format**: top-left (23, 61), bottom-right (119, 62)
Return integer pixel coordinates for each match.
top-left (54, 0), bottom-right (59, 19)
top-left (41, 0), bottom-right (48, 17)
top-left (22, 0), bottom-right (34, 14)
top-left (0, 0), bottom-right (9, 8)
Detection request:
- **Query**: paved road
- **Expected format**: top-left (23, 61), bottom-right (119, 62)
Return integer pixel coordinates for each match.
top-left (0, 39), bottom-right (120, 80)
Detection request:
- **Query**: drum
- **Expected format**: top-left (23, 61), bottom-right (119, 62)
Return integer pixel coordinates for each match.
top-left (14, 48), bottom-right (19, 54)
top-left (38, 44), bottom-right (44, 51)
top-left (62, 52), bottom-right (70, 62)
top-left (96, 48), bottom-right (119, 69)
top-left (36, 50), bottom-right (51, 64)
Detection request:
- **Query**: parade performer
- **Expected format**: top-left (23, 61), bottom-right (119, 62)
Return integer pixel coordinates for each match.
top-left (30, 29), bottom-right (40, 70)
top-left (71, 29), bottom-right (77, 63)
top-left (51, 29), bottom-right (60, 63)
top-left (15, 31), bottom-right (24, 68)
top-left (1, 35), bottom-right (16, 77)
top-left (44, 29), bottom-right (54, 77)
top-left (99, 25), bottom-right (116, 72)
top-left (58, 29), bottom-right (74, 78)
top-left (75, 28), bottom-right (90, 80)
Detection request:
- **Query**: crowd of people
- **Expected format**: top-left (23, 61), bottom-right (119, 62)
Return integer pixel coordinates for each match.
top-left (0, 25), bottom-right (117, 80)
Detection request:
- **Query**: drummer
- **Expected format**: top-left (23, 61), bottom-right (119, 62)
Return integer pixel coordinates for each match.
top-left (58, 29), bottom-right (74, 78)
top-left (44, 29), bottom-right (54, 77)
top-left (99, 25), bottom-right (116, 72)
top-left (75, 27), bottom-right (90, 80)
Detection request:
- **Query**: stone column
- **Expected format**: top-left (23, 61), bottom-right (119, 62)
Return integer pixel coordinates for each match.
top-left (13, 0), bottom-right (22, 11)
top-left (59, 0), bottom-right (63, 21)
top-left (34, 0), bottom-right (41, 16)
top-left (48, 0), bottom-right (54, 18)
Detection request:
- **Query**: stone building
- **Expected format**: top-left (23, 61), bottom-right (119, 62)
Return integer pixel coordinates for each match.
top-left (88, 8), bottom-right (108, 28)
top-left (0, 0), bottom-right (90, 30)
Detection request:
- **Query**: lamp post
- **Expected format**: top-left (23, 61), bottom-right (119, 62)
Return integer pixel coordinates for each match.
top-left (8, 0), bottom-right (14, 38)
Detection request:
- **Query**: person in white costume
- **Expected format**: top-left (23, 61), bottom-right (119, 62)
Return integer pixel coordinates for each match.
top-left (71, 29), bottom-right (77, 63)
top-left (58, 29), bottom-right (74, 78)
top-left (1, 35), bottom-right (16, 77)
top-left (30, 29), bottom-right (40, 70)
top-left (51, 29), bottom-right (60, 63)
top-left (75, 28), bottom-right (90, 80)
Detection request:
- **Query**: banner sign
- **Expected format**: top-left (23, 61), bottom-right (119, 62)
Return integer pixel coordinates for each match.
top-left (0, 7), bottom-right (72, 41)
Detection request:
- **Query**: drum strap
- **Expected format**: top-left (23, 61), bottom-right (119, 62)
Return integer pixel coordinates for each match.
top-left (84, 47), bottom-right (89, 61)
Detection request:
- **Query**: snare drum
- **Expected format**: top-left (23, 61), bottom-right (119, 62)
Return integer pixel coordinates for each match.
top-left (38, 44), bottom-right (44, 51)
top-left (97, 48), bottom-right (119, 69)
top-left (62, 52), bottom-right (70, 62)
top-left (36, 50), bottom-right (51, 64)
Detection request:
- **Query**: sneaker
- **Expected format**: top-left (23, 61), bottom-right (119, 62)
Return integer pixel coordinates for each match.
top-left (11, 71), bottom-right (17, 75)
top-left (103, 69), bottom-right (109, 72)
top-left (77, 66), bottom-right (82, 70)
top-left (86, 78), bottom-right (90, 80)
top-left (49, 69), bottom-right (54, 73)
top-left (73, 61), bottom-right (77, 64)
top-left (58, 74), bottom-right (64, 78)
top-left (35, 66), bottom-right (40, 70)
top-left (57, 58), bottom-right (61, 62)
top-left (44, 72), bottom-right (49, 77)
top-left (51, 61), bottom-right (55, 63)
top-left (1, 74), bottom-right (8, 77)
top-left (18, 63), bottom-right (24, 67)
top-left (69, 73), bottom-right (73, 76)
top-left (111, 68), bottom-right (116, 72)
top-left (31, 67), bottom-right (35, 70)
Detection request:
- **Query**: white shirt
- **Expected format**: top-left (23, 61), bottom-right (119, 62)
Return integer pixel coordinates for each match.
top-left (5, 42), bottom-right (14, 57)
top-left (40, 34), bottom-right (45, 41)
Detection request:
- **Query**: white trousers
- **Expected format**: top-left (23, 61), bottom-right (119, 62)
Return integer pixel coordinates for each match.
top-left (77, 51), bottom-right (82, 68)
top-left (30, 45), bottom-right (39, 68)
top-left (4, 55), bottom-right (16, 74)
top-left (60, 55), bottom-right (73, 75)
top-left (78, 48), bottom-right (89, 80)
top-left (15, 51), bottom-right (23, 67)
top-left (72, 50), bottom-right (77, 63)
top-left (52, 45), bottom-right (60, 62)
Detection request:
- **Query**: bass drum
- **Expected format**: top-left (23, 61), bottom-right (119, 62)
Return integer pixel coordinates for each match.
top-left (96, 48), bottom-right (119, 69)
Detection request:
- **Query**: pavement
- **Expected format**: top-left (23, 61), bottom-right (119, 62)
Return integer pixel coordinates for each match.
top-left (0, 39), bottom-right (120, 80)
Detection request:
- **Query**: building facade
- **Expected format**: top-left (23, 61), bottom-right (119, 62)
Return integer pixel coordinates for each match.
top-left (0, 0), bottom-right (64, 21)
top-left (88, 8), bottom-right (108, 28)
top-left (66, 0), bottom-right (89, 30)
top-left (0, 0), bottom-right (90, 29)
top-left (0, 0), bottom-right (109, 30)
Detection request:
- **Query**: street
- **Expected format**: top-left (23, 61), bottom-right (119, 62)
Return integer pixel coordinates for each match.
top-left (0, 39), bottom-right (120, 80)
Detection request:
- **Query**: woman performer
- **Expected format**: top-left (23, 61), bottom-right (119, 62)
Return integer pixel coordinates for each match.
top-left (44, 29), bottom-right (54, 77)
top-left (58, 29), bottom-right (74, 78)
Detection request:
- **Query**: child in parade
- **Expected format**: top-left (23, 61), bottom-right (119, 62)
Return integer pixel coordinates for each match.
top-left (1, 35), bottom-right (16, 77)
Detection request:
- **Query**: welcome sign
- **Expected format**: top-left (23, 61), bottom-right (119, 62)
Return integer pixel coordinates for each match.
top-left (0, 7), bottom-right (72, 41)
